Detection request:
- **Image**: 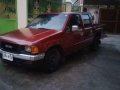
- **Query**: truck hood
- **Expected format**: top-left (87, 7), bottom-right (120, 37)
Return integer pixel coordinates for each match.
top-left (0, 28), bottom-right (60, 45)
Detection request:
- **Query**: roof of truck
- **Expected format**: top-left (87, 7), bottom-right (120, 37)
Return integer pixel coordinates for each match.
top-left (42, 12), bottom-right (90, 15)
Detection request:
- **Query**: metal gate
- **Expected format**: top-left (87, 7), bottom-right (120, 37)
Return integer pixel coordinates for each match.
top-left (100, 9), bottom-right (120, 33)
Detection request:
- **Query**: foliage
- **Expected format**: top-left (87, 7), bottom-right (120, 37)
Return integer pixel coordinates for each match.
top-left (0, 0), bottom-right (16, 14)
top-left (28, 0), bottom-right (62, 18)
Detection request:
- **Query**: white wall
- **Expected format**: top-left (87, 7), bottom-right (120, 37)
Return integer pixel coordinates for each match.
top-left (87, 8), bottom-right (99, 24)
top-left (66, 3), bottom-right (72, 12)
top-left (17, 0), bottom-right (27, 29)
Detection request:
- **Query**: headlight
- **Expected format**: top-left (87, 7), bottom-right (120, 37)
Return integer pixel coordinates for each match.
top-left (25, 46), bottom-right (31, 52)
top-left (25, 46), bottom-right (39, 54)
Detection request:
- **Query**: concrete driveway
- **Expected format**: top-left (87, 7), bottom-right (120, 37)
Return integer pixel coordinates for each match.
top-left (0, 34), bottom-right (120, 90)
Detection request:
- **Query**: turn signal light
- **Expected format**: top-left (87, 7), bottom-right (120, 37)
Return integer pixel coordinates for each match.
top-left (31, 46), bottom-right (39, 54)
top-left (25, 46), bottom-right (39, 54)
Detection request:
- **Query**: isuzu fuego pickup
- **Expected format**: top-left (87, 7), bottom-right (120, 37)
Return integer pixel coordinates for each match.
top-left (0, 12), bottom-right (103, 72)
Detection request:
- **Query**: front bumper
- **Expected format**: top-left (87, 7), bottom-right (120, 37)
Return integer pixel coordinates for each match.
top-left (0, 49), bottom-right (45, 61)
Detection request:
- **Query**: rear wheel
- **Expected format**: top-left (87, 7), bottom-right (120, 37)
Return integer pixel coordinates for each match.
top-left (90, 38), bottom-right (101, 51)
top-left (44, 48), bottom-right (63, 73)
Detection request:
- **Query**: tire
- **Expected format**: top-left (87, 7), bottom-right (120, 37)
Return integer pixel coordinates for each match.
top-left (90, 39), bottom-right (101, 51)
top-left (44, 48), bottom-right (63, 73)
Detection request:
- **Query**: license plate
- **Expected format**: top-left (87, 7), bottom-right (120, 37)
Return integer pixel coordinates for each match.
top-left (2, 51), bottom-right (13, 61)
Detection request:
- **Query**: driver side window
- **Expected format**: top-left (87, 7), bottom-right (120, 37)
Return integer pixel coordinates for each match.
top-left (66, 14), bottom-right (81, 32)
top-left (71, 14), bottom-right (80, 26)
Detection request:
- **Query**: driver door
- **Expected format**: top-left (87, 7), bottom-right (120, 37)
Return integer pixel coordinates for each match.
top-left (64, 14), bottom-right (84, 54)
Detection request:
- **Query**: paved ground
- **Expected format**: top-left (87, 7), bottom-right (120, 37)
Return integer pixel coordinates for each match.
top-left (0, 34), bottom-right (120, 90)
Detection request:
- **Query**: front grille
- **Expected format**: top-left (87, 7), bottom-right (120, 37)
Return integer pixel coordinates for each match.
top-left (1, 42), bottom-right (24, 53)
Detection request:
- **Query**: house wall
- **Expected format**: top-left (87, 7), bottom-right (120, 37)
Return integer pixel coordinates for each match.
top-left (87, 8), bottom-right (99, 24)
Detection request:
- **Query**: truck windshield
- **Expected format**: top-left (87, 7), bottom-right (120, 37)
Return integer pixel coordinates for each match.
top-left (27, 14), bottom-right (68, 31)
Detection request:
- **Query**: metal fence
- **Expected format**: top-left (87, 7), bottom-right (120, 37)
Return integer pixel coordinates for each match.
top-left (0, 0), bottom-right (16, 19)
top-left (28, 0), bottom-right (62, 18)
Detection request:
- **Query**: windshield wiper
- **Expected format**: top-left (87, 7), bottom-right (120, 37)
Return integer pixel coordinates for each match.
top-left (38, 28), bottom-right (52, 30)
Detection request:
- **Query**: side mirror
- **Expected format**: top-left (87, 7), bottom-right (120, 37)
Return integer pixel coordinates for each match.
top-left (72, 25), bottom-right (79, 32)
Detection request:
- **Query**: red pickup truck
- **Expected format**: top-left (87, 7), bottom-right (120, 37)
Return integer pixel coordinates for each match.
top-left (0, 12), bottom-right (102, 72)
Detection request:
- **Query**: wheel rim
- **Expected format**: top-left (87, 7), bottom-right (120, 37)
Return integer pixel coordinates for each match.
top-left (45, 49), bottom-right (61, 71)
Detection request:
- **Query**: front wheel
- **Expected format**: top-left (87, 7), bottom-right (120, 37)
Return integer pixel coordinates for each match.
top-left (44, 48), bottom-right (63, 73)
